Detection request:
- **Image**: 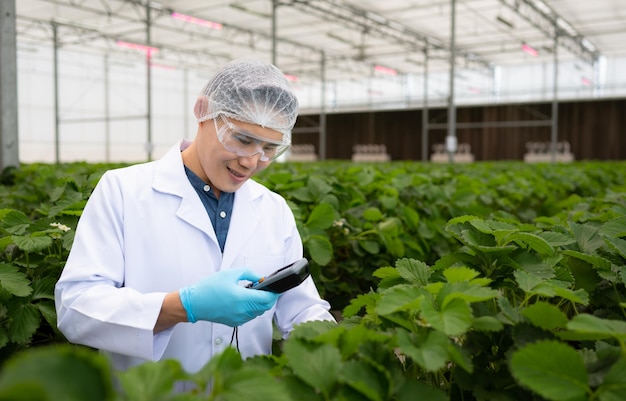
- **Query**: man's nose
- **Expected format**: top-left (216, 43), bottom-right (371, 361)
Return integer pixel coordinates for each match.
top-left (238, 151), bottom-right (264, 168)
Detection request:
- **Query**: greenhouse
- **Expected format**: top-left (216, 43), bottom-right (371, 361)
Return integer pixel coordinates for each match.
top-left (0, 1), bottom-right (625, 400)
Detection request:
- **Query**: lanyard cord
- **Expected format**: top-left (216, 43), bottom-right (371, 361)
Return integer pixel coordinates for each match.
top-left (229, 326), bottom-right (240, 353)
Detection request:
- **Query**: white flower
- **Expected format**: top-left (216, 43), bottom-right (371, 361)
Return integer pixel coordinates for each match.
top-left (50, 222), bottom-right (71, 232)
top-left (332, 219), bottom-right (346, 228)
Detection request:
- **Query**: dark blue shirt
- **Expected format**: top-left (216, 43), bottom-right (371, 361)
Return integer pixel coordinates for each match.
top-left (184, 166), bottom-right (234, 253)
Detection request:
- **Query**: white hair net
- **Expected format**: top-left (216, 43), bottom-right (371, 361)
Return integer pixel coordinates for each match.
top-left (193, 59), bottom-right (299, 143)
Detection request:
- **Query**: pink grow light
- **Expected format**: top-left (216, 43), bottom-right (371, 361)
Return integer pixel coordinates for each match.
top-left (171, 12), bottom-right (223, 30)
top-left (116, 41), bottom-right (159, 55)
top-left (521, 43), bottom-right (538, 57)
top-left (374, 65), bottom-right (397, 75)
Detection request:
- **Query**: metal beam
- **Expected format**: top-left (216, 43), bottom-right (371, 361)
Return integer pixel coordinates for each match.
top-left (20, 0), bottom-right (324, 72)
top-left (428, 120), bottom-right (553, 129)
top-left (446, 0), bottom-right (457, 163)
top-left (282, 0), bottom-right (493, 71)
top-left (500, 0), bottom-right (600, 64)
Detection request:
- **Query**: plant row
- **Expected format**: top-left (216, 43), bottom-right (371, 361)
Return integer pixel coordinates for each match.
top-left (0, 161), bottom-right (625, 400)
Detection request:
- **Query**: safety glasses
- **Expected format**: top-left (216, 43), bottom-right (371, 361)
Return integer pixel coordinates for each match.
top-left (214, 114), bottom-right (290, 162)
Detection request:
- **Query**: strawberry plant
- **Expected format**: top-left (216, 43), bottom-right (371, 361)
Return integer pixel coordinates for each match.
top-left (0, 165), bottom-right (103, 362)
top-left (0, 160), bottom-right (625, 401)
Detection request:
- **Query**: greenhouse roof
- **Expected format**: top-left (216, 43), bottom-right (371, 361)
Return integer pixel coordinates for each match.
top-left (15, 0), bottom-right (626, 82)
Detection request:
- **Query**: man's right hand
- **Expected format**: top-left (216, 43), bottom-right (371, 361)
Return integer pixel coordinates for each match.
top-left (179, 268), bottom-right (280, 326)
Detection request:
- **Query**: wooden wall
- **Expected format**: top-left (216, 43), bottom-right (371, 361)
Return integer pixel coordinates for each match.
top-left (293, 98), bottom-right (626, 161)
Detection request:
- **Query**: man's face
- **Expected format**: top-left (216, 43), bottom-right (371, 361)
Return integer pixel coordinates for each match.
top-left (195, 116), bottom-right (285, 195)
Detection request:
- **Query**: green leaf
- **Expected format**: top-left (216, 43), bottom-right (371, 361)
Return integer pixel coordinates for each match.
top-left (0, 263), bottom-right (32, 297)
top-left (602, 235), bottom-right (626, 259)
top-left (340, 361), bottom-right (387, 401)
top-left (401, 206), bottom-right (420, 230)
top-left (376, 285), bottom-right (424, 315)
top-left (117, 359), bottom-right (186, 401)
top-left (600, 216), bottom-right (626, 238)
top-left (537, 231), bottom-right (577, 247)
top-left (48, 191), bottom-right (84, 217)
top-left (508, 232), bottom-right (555, 255)
top-left (290, 187), bottom-right (314, 202)
top-left (63, 229), bottom-right (76, 251)
top-left (305, 203), bottom-right (338, 230)
top-left (31, 277), bottom-right (56, 301)
top-left (0, 209), bottom-right (31, 235)
top-left (446, 341), bottom-right (473, 373)
top-left (219, 367), bottom-right (292, 401)
top-left (266, 171), bottom-right (293, 185)
top-left (431, 252), bottom-right (479, 272)
top-left (472, 316), bottom-right (504, 332)
top-left (439, 283), bottom-right (499, 306)
top-left (280, 375), bottom-right (326, 401)
top-left (559, 314), bottom-right (626, 342)
top-left (469, 219), bottom-right (493, 234)
top-left (421, 297), bottom-right (473, 336)
top-left (283, 341), bottom-right (342, 395)
top-left (7, 303), bottom-right (40, 344)
top-left (363, 207), bottom-right (384, 222)
top-left (563, 250), bottom-right (612, 270)
top-left (305, 235), bottom-right (333, 266)
top-left (514, 270), bottom-right (545, 293)
top-left (551, 285), bottom-right (589, 306)
top-left (307, 175), bottom-right (333, 199)
top-left (11, 234), bottom-right (53, 253)
top-left (498, 296), bottom-right (523, 324)
top-left (0, 328), bottom-right (8, 350)
top-left (372, 266), bottom-right (399, 280)
top-left (521, 302), bottom-right (568, 331)
top-left (289, 319), bottom-right (338, 342)
top-left (380, 194), bottom-right (398, 210)
top-left (397, 329), bottom-right (449, 372)
top-left (359, 239), bottom-right (380, 254)
top-left (36, 301), bottom-right (58, 330)
top-left (446, 215), bottom-right (481, 226)
top-left (343, 293), bottom-right (379, 318)
top-left (459, 226), bottom-right (496, 247)
top-left (569, 221), bottom-right (605, 253)
top-left (443, 266), bottom-right (480, 283)
top-left (396, 380), bottom-right (448, 401)
top-left (192, 346), bottom-right (242, 386)
top-left (596, 359), bottom-right (626, 401)
top-left (510, 340), bottom-right (589, 401)
top-left (378, 217), bottom-right (401, 236)
top-left (0, 345), bottom-right (114, 401)
top-left (568, 257), bottom-right (602, 295)
top-left (514, 251), bottom-right (558, 279)
top-left (395, 258), bottom-right (431, 286)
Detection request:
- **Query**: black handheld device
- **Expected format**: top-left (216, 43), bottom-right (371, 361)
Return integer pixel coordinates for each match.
top-left (247, 258), bottom-right (310, 293)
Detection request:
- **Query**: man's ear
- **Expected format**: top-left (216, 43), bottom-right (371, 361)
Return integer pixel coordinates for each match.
top-left (194, 95), bottom-right (209, 120)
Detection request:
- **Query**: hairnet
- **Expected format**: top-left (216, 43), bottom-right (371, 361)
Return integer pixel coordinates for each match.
top-left (193, 59), bottom-right (299, 143)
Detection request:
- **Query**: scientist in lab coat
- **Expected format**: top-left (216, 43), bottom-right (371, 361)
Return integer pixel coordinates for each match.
top-left (54, 59), bottom-right (335, 380)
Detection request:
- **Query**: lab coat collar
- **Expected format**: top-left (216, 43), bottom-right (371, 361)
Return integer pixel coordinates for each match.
top-left (151, 140), bottom-right (216, 242)
top-left (152, 140), bottom-right (264, 268)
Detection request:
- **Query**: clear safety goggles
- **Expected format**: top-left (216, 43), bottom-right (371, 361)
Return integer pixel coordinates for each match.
top-left (214, 114), bottom-right (290, 162)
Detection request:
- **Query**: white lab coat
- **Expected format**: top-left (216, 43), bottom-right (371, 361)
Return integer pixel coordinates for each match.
top-left (55, 140), bottom-right (334, 376)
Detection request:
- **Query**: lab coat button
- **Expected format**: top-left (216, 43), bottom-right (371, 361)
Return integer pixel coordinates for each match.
top-left (203, 184), bottom-right (210, 192)
top-left (214, 337), bottom-right (223, 345)
top-left (219, 211), bottom-right (226, 218)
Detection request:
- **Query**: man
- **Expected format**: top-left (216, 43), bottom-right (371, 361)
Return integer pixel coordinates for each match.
top-left (54, 59), bottom-right (335, 387)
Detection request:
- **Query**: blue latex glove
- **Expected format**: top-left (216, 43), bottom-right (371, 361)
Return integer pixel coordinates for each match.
top-left (179, 268), bottom-right (280, 326)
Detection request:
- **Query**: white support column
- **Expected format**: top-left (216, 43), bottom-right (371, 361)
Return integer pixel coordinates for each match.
top-left (0, 0), bottom-right (19, 170)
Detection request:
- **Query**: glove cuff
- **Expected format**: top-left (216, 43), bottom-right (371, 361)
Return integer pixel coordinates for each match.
top-left (179, 287), bottom-right (197, 323)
